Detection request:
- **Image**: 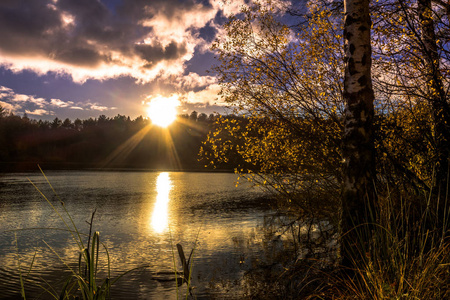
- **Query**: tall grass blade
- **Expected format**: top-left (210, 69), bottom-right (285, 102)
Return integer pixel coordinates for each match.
top-left (169, 227), bottom-right (180, 297)
top-left (18, 169), bottom-right (150, 299)
top-left (26, 178), bottom-right (84, 251)
top-left (37, 165), bottom-right (85, 250)
top-left (15, 233), bottom-right (26, 300)
top-left (25, 250), bottom-right (37, 277)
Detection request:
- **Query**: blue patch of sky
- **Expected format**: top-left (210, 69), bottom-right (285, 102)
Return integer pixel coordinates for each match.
top-left (0, 66), bottom-right (156, 113)
top-left (199, 20), bottom-right (217, 43)
top-left (186, 50), bottom-right (217, 77)
top-left (101, 0), bottom-right (123, 15)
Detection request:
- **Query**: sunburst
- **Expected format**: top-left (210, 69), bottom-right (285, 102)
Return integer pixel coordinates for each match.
top-left (147, 95), bottom-right (180, 127)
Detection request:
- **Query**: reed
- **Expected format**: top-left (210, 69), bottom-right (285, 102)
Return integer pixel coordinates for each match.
top-left (16, 167), bottom-right (149, 299)
top-left (15, 167), bottom-right (201, 299)
top-left (329, 184), bottom-right (450, 299)
top-left (168, 224), bottom-right (201, 299)
top-left (240, 180), bottom-right (450, 299)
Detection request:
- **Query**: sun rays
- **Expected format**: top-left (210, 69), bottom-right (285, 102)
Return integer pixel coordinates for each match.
top-left (98, 95), bottom-right (206, 171)
top-left (99, 123), bottom-right (182, 171)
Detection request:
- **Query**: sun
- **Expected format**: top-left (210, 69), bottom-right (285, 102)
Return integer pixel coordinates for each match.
top-left (146, 95), bottom-right (180, 127)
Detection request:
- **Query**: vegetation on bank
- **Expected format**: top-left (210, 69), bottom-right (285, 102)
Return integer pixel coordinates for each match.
top-left (200, 0), bottom-right (450, 298)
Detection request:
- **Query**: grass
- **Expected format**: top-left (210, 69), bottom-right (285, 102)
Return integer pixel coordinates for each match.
top-left (330, 186), bottom-right (450, 300)
top-left (237, 181), bottom-right (449, 300)
top-left (169, 225), bottom-right (200, 300)
top-left (15, 167), bottom-right (149, 299)
top-left (291, 185), bottom-right (450, 299)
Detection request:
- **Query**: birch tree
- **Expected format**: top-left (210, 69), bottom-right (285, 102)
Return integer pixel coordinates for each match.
top-left (341, 0), bottom-right (376, 269)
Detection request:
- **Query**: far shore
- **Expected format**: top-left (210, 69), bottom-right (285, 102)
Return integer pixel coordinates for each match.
top-left (0, 162), bottom-right (234, 173)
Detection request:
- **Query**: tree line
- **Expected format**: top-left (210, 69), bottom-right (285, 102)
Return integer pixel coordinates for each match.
top-left (0, 108), bottom-right (218, 172)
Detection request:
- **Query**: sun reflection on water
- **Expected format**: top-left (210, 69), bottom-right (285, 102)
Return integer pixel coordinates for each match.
top-left (151, 172), bottom-right (172, 233)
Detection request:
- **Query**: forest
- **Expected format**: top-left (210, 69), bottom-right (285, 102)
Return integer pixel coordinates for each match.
top-left (0, 109), bottom-right (218, 172)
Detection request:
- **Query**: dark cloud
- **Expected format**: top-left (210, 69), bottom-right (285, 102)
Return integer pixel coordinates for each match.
top-left (118, 0), bottom-right (203, 19)
top-left (0, 1), bottom-right (134, 66)
top-left (135, 41), bottom-right (188, 65)
top-left (57, 0), bottom-right (129, 43)
top-left (58, 0), bottom-right (109, 20)
top-left (0, 2), bottom-right (61, 37)
top-left (53, 47), bottom-right (106, 67)
top-left (0, 0), bottom-right (221, 71)
top-left (0, 2), bottom-right (62, 54)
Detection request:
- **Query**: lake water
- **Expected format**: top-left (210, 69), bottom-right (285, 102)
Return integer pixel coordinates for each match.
top-left (0, 171), bottom-right (286, 299)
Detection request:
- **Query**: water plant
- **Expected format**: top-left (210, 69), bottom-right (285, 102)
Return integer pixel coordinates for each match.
top-left (237, 181), bottom-right (450, 299)
top-left (318, 182), bottom-right (450, 300)
top-left (14, 167), bottom-right (203, 299)
top-left (167, 223), bottom-right (201, 299)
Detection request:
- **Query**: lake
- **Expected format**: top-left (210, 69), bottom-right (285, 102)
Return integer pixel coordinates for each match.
top-left (0, 171), bottom-right (288, 299)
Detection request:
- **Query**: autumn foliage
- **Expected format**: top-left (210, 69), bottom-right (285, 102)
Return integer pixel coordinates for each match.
top-left (202, 0), bottom-right (450, 296)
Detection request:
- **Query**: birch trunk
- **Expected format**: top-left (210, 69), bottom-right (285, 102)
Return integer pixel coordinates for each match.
top-left (341, 0), bottom-right (376, 269)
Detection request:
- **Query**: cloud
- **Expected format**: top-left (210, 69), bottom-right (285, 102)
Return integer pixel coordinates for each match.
top-left (0, 0), bottom-right (246, 83)
top-left (28, 97), bottom-right (47, 108)
top-left (10, 94), bottom-right (29, 102)
top-left (177, 72), bottom-right (217, 89)
top-left (25, 109), bottom-right (54, 116)
top-left (0, 86), bottom-right (47, 109)
top-left (70, 106), bottom-right (84, 110)
top-left (0, 86), bottom-right (13, 93)
top-left (51, 98), bottom-right (74, 107)
top-left (80, 101), bottom-right (117, 111)
top-left (183, 83), bottom-right (224, 105)
top-left (135, 41), bottom-right (188, 65)
top-left (89, 103), bottom-right (110, 111)
top-left (0, 85), bottom-right (116, 116)
top-left (0, 100), bottom-right (19, 113)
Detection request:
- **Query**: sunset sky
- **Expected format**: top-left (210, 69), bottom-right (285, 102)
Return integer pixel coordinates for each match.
top-left (0, 0), bottom-right (256, 121)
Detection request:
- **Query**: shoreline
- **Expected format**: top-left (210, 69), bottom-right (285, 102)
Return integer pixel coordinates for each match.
top-left (0, 161), bottom-right (235, 173)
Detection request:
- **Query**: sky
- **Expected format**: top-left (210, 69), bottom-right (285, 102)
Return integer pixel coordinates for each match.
top-left (0, 0), bottom-right (255, 121)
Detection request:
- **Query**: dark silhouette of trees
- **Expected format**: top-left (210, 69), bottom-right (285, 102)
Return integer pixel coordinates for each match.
top-left (189, 111), bottom-right (198, 122)
top-left (417, 0), bottom-right (450, 191)
top-left (0, 108), bottom-right (214, 172)
top-left (371, 0), bottom-right (450, 192)
top-left (51, 117), bottom-right (62, 129)
top-left (197, 113), bottom-right (208, 122)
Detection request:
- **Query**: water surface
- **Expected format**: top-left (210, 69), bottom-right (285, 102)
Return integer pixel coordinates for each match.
top-left (0, 171), bottom-right (278, 299)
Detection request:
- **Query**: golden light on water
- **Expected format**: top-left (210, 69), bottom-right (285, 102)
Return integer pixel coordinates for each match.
top-left (151, 172), bottom-right (172, 233)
